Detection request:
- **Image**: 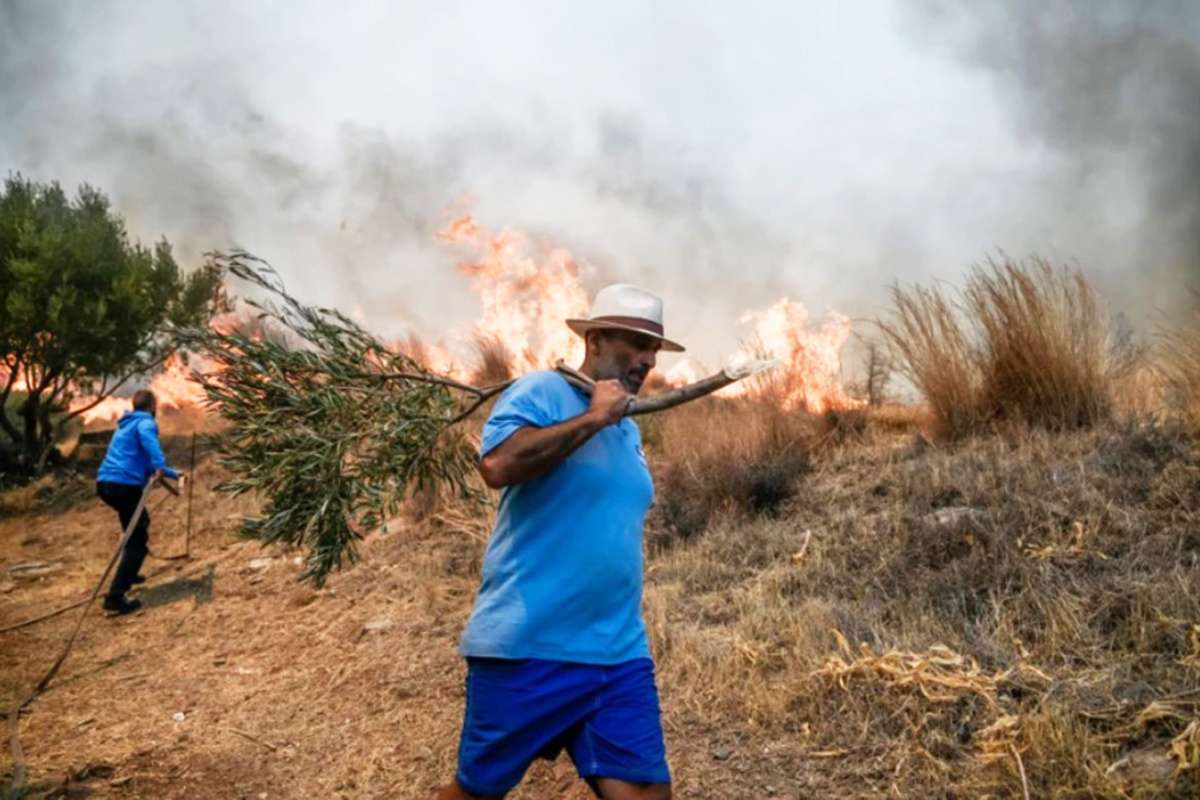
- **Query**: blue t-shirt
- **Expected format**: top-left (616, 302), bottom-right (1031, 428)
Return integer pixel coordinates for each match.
top-left (459, 371), bottom-right (655, 664)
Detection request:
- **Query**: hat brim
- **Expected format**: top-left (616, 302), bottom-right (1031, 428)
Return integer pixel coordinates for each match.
top-left (566, 319), bottom-right (686, 353)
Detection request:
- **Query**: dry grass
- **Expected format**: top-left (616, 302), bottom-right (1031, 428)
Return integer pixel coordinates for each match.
top-left (878, 280), bottom-right (980, 439)
top-left (881, 257), bottom-right (1137, 439)
top-left (968, 258), bottom-right (1127, 427)
top-left (644, 405), bottom-right (1200, 797)
top-left (469, 333), bottom-right (516, 385)
top-left (1161, 304), bottom-right (1200, 434)
top-left (5, 412), bottom-right (1198, 798)
top-left (641, 398), bottom-right (816, 542)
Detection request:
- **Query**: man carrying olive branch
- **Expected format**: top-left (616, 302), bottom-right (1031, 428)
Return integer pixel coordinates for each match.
top-left (435, 283), bottom-right (685, 800)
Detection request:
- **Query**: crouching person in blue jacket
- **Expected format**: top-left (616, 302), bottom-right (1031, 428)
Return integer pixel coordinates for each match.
top-left (95, 389), bottom-right (181, 615)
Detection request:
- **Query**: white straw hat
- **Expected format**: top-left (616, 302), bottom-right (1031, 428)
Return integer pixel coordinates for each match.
top-left (566, 283), bottom-right (685, 352)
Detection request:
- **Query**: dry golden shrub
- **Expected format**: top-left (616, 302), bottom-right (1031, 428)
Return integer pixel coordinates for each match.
top-left (11, 288), bottom-right (1200, 797)
top-left (470, 333), bottom-right (516, 385)
top-left (968, 258), bottom-right (1130, 427)
top-left (641, 397), bottom-right (815, 541)
top-left (394, 332), bottom-right (440, 369)
top-left (880, 257), bottom-right (1139, 439)
top-left (1161, 303), bottom-right (1200, 433)
top-left (878, 280), bottom-right (981, 439)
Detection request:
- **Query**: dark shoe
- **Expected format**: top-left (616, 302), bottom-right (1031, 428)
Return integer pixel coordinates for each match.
top-left (131, 574), bottom-right (147, 585)
top-left (103, 595), bottom-right (142, 615)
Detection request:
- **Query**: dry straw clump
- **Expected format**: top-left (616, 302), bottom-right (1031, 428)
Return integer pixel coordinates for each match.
top-left (469, 333), bottom-right (517, 386)
top-left (1161, 302), bottom-right (1200, 434)
top-left (812, 629), bottom-right (1041, 708)
top-left (880, 256), bottom-right (1138, 439)
top-left (642, 397), bottom-right (815, 541)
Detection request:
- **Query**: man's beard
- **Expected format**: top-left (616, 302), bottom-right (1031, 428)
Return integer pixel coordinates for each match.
top-left (621, 368), bottom-right (648, 395)
top-left (593, 355), bottom-right (649, 394)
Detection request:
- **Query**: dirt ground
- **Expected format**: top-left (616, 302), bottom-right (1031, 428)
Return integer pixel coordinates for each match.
top-left (1, 452), bottom-right (826, 800)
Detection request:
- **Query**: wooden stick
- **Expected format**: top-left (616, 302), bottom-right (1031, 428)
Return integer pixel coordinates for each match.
top-left (185, 432), bottom-right (197, 557)
top-left (7, 479), bottom-right (156, 798)
top-left (552, 358), bottom-right (778, 416)
top-left (553, 361), bottom-right (595, 388)
top-left (0, 599), bottom-right (89, 634)
top-left (328, 354), bottom-right (780, 432)
top-left (375, 356), bottom-right (778, 423)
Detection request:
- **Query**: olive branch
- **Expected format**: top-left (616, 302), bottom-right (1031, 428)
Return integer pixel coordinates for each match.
top-left (179, 251), bottom-right (495, 585)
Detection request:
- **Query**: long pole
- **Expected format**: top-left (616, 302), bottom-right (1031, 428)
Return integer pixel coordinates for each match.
top-left (6, 479), bottom-right (156, 799)
top-left (185, 431), bottom-right (196, 557)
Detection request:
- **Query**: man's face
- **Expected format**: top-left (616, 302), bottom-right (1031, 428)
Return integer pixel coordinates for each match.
top-left (589, 329), bottom-right (661, 394)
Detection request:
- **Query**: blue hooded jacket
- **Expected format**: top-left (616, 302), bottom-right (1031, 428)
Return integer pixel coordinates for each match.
top-left (97, 410), bottom-right (179, 486)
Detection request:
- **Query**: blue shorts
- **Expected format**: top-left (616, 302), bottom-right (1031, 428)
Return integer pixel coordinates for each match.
top-left (456, 657), bottom-right (671, 796)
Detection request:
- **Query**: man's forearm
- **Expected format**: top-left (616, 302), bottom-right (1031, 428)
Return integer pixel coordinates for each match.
top-left (480, 412), bottom-right (606, 487)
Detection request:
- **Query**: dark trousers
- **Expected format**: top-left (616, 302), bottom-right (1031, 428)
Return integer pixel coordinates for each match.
top-left (97, 481), bottom-right (150, 598)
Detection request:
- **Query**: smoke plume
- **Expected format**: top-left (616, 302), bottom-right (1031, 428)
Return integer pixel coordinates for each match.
top-left (3, 0), bottom-right (1198, 370)
top-left (908, 1), bottom-right (1200, 314)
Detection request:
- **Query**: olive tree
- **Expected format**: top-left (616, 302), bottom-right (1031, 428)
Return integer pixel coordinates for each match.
top-left (0, 175), bottom-right (225, 474)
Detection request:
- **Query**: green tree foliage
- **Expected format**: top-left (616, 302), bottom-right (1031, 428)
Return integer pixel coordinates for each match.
top-left (0, 175), bottom-right (226, 473)
top-left (181, 252), bottom-right (482, 586)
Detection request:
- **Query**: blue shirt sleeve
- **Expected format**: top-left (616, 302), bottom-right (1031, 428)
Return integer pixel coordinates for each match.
top-left (480, 372), bottom-right (561, 457)
top-left (137, 418), bottom-right (178, 478)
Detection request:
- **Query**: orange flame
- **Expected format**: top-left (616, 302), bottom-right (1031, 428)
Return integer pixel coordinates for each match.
top-left (437, 214), bottom-right (590, 373)
top-left (70, 308), bottom-right (249, 427)
top-left (73, 353), bottom-right (208, 426)
top-left (735, 299), bottom-right (858, 413)
top-left (663, 300), bottom-right (858, 413)
top-left (57, 210), bottom-right (858, 426)
top-left (435, 213), bottom-right (858, 412)
top-left (395, 334), bottom-right (466, 381)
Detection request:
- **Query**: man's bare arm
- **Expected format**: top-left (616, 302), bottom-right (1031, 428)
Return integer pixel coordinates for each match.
top-left (478, 379), bottom-right (630, 488)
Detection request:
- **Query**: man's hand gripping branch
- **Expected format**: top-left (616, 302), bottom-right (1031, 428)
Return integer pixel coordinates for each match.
top-left (477, 379), bottom-right (632, 490)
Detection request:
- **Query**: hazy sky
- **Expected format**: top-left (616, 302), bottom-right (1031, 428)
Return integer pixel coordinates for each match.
top-left (2, 0), bottom-right (1197, 367)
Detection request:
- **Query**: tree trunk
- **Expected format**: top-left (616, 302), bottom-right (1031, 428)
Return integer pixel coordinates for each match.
top-left (33, 400), bottom-right (56, 472)
top-left (19, 393), bottom-right (39, 469)
top-left (15, 368), bottom-right (66, 474)
top-left (0, 361), bottom-right (22, 446)
top-left (0, 393), bottom-right (20, 448)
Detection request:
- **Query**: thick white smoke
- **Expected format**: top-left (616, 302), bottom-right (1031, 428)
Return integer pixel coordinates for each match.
top-left (3, 0), bottom-right (1196, 371)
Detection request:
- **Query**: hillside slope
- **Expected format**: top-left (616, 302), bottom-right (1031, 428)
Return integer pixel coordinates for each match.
top-left (2, 416), bottom-right (1198, 798)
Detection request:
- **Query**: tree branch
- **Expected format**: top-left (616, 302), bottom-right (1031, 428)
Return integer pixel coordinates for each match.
top-left (24, 365), bottom-right (59, 403)
top-left (442, 384), bottom-right (514, 426)
top-left (372, 371), bottom-right (491, 397)
top-left (58, 349), bottom-right (175, 424)
top-left (549, 359), bottom-right (779, 417)
top-left (0, 355), bottom-right (22, 445)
